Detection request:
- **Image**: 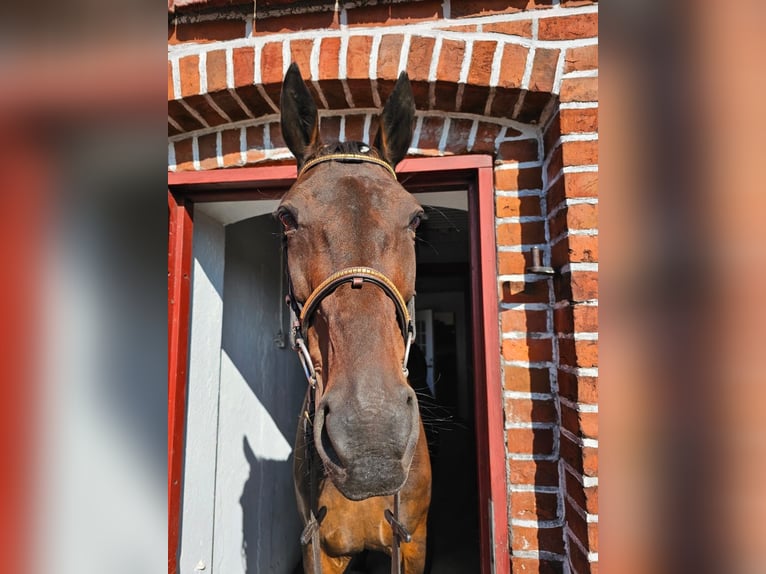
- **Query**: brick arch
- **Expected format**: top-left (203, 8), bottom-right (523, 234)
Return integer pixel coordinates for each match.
top-left (168, 109), bottom-right (544, 172)
top-left (168, 27), bottom-right (569, 139)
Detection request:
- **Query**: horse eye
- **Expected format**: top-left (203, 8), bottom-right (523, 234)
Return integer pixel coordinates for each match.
top-left (409, 212), bottom-right (424, 231)
top-left (278, 210), bottom-right (297, 231)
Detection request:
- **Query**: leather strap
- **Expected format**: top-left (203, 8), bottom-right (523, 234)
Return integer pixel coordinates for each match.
top-left (298, 153), bottom-right (397, 180)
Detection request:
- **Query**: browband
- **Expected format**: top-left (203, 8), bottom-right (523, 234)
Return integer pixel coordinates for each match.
top-left (298, 153), bottom-right (398, 180)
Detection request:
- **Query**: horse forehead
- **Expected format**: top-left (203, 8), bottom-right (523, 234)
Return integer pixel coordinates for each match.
top-left (297, 170), bottom-right (414, 217)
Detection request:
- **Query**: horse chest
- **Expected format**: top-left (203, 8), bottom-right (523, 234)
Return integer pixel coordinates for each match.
top-left (318, 486), bottom-right (393, 555)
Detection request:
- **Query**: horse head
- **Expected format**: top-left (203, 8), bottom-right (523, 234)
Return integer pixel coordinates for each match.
top-left (279, 63), bottom-right (423, 501)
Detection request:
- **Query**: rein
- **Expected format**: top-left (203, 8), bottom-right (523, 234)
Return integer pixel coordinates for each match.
top-left (286, 152), bottom-right (415, 574)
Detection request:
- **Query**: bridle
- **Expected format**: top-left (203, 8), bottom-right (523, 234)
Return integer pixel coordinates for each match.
top-left (284, 153), bottom-right (416, 574)
top-left (288, 266), bottom-right (416, 385)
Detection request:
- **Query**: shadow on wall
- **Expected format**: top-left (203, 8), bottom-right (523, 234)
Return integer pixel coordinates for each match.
top-left (241, 436), bottom-right (303, 574)
top-left (221, 214), bottom-right (306, 573)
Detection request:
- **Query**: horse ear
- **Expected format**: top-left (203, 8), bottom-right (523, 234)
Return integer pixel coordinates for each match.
top-left (374, 71), bottom-right (415, 168)
top-left (280, 62), bottom-right (321, 169)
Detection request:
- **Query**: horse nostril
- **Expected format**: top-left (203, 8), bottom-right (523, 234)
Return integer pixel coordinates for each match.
top-left (406, 395), bottom-right (413, 406)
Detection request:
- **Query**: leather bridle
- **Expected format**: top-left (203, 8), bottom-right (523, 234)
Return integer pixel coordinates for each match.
top-left (284, 153), bottom-right (417, 574)
top-left (288, 266), bottom-right (416, 384)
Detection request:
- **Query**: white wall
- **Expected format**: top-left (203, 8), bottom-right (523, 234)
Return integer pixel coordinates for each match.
top-left (181, 210), bottom-right (306, 574)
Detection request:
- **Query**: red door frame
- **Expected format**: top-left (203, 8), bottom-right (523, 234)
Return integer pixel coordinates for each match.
top-left (167, 155), bottom-right (508, 574)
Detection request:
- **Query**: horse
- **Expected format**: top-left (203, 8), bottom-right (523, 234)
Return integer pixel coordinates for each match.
top-left (278, 63), bottom-right (432, 574)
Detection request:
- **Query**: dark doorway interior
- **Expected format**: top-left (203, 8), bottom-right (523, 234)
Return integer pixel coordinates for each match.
top-left (414, 201), bottom-right (480, 574)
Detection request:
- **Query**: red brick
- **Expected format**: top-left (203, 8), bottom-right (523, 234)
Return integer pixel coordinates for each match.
top-left (319, 37), bottom-right (341, 80)
top-left (501, 308), bottom-right (548, 333)
top-left (507, 427), bottom-right (555, 455)
top-left (452, 0), bottom-right (553, 18)
top-left (472, 122), bottom-right (502, 153)
top-left (498, 43), bottom-right (528, 89)
top-left (261, 42), bottom-right (284, 85)
top-left (290, 39), bottom-right (314, 79)
top-left (501, 279), bottom-right (550, 304)
top-left (510, 557), bottom-right (566, 574)
top-left (497, 139), bottom-right (540, 163)
top-left (494, 167), bottom-right (542, 190)
top-left (179, 55), bottom-right (200, 98)
top-left (557, 370), bottom-right (598, 404)
top-left (575, 339), bottom-right (598, 368)
top-left (206, 50), bottom-right (227, 92)
top-left (496, 195), bottom-right (542, 218)
top-left (173, 139), bottom-right (194, 171)
top-left (497, 221), bottom-right (546, 245)
top-left (564, 45), bottom-right (598, 73)
top-left (557, 234), bottom-right (597, 265)
top-left (560, 434), bottom-right (598, 476)
top-left (543, 112), bottom-right (561, 155)
top-left (344, 115), bottom-right (366, 142)
top-left (254, 10), bottom-right (336, 34)
top-left (573, 303), bottom-right (598, 331)
top-left (567, 202), bottom-right (599, 230)
top-left (505, 398), bottom-right (557, 424)
top-left (545, 145), bottom-right (563, 183)
top-left (560, 76), bottom-right (598, 102)
top-left (406, 36), bottom-right (435, 82)
top-left (436, 39), bottom-right (466, 83)
top-left (512, 525), bottom-right (564, 554)
top-left (563, 171), bottom-right (598, 198)
top-left (319, 116), bottom-right (341, 143)
top-left (503, 365), bottom-right (551, 394)
top-left (502, 337), bottom-right (553, 363)
top-left (444, 118), bottom-right (473, 153)
top-left (511, 490), bottom-right (559, 521)
top-left (483, 20), bottom-right (533, 37)
top-left (560, 107), bottom-right (598, 134)
top-left (562, 140), bottom-right (598, 166)
top-left (568, 537), bottom-right (593, 574)
top-left (565, 467), bottom-right (598, 514)
top-left (245, 125), bottom-right (266, 164)
top-left (389, 0), bottom-right (443, 22)
top-left (528, 48), bottom-right (559, 93)
top-left (509, 458), bottom-right (559, 486)
top-left (232, 47), bottom-right (255, 87)
top-left (220, 129), bottom-right (240, 166)
top-left (468, 40), bottom-right (498, 86)
top-left (168, 60), bottom-right (175, 100)
top-left (347, 36), bottom-right (373, 79)
top-left (198, 133), bottom-right (218, 170)
top-left (376, 34), bottom-right (404, 79)
top-left (565, 497), bottom-right (598, 550)
top-left (561, 402), bottom-right (598, 439)
top-left (570, 270), bottom-right (598, 302)
top-left (417, 116), bottom-right (445, 150)
top-left (170, 19), bottom-right (246, 44)
top-left (346, 0), bottom-right (442, 26)
top-left (538, 13), bottom-right (598, 41)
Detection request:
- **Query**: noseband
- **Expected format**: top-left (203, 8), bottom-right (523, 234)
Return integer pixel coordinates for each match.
top-left (288, 266), bottom-right (415, 384)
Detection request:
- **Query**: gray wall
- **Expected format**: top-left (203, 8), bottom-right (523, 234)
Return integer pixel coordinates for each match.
top-left (181, 211), bottom-right (305, 574)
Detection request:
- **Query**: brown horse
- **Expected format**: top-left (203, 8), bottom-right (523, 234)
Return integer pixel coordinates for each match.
top-left (278, 63), bottom-right (432, 573)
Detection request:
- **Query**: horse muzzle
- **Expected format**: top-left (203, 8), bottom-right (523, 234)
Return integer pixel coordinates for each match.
top-left (313, 385), bottom-right (420, 501)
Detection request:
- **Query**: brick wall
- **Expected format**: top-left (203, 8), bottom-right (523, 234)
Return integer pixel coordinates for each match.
top-left (168, 1), bottom-right (598, 572)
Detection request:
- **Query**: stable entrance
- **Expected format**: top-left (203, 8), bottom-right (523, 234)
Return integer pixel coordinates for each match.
top-left (168, 155), bottom-right (508, 574)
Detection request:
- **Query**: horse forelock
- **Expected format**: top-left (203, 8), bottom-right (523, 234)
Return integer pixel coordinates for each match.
top-left (304, 140), bottom-right (384, 163)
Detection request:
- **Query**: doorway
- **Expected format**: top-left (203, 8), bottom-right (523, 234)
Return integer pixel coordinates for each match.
top-left (412, 192), bottom-right (480, 573)
top-left (169, 155), bottom-right (508, 574)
